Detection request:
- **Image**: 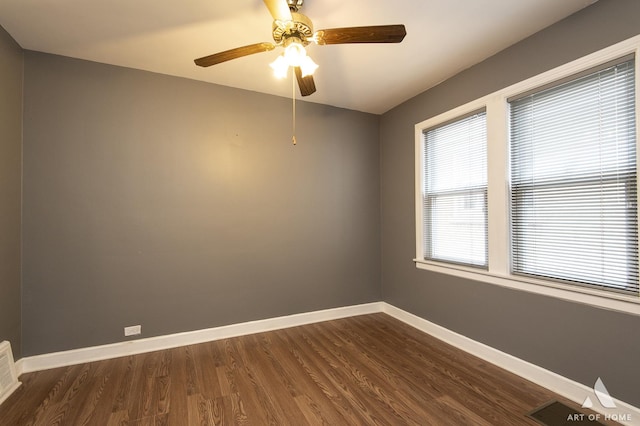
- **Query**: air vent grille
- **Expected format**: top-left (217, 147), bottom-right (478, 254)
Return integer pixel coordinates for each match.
top-left (0, 341), bottom-right (21, 405)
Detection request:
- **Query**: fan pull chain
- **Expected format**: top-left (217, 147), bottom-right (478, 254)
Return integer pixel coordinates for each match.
top-left (292, 71), bottom-right (297, 145)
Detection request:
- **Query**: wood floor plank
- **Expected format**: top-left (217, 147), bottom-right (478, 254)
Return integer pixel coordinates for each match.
top-left (106, 409), bottom-right (128, 426)
top-left (372, 314), bottom-right (552, 417)
top-left (272, 329), bottom-right (367, 425)
top-left (186, 393), bottom-right (213, 425)
top-left (0, 366), bottom-right (66, 424)
top-left (308, 321), bottom-right (428, 425)
top-left (321, 320), bottom-right (445, 424)
top-left (30, 363), bottom-right (97, 426)
top-left (288, 324), bottom-right (411, 425)
top-left (253, 331), bottom-right (351, 426)
top-left (190, 342), bottom-right (223, 401)
top-left (220, 338), bottom-right (273, 425)
top-left (0, 313), bottom-right (623, 425)
top-left (82, 357), bottom-right (128, 425)
top-left (165, 347), bottom-right (189, 425)
top-left (233, 333), bottom-right (309, 425)
top-left (111, 355), bottom-right (138, 414)
top-left (345, 315), bottom-right (511, 422)
top-left (68, 361), bottom-right (114, 426)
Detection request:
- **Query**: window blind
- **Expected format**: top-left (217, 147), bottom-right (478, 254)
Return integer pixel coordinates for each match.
top-left (509, 57), bottom-right (638, 295)
top-left (423, 110), bottom-right (487, 268)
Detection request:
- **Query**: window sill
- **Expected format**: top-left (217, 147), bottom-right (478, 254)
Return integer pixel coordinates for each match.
top-left (414, 259), bottom-right (640, 316)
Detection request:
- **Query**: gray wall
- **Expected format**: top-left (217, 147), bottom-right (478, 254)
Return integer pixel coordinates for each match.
top-left (0, 26), bottom-right (23, 359)
top-left (22, 52), bottom-right (381, 356)
top-left (380, 0), bottom-right (640, 408)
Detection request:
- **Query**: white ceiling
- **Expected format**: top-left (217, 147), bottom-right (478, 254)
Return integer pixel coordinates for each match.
top-left (0, 0), bottom-right (597, 114)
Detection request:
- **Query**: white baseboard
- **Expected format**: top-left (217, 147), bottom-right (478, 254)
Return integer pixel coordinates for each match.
top-left (14, 358), bottom-right (24, 377)
top-left (381, 303), bottom-right (640, 426)
top-left (17, 301), bottom-right (639, 425)
top-left (19, 302), bottom-right (383, 374)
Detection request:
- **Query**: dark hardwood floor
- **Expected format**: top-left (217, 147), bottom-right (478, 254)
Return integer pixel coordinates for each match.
top-left (0, 313), bottom-right (615, 425)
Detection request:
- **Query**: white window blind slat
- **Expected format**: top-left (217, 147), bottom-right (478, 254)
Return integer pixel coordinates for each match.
top-left (423, 111), bottom-right (488, 268)
top-left (509, 57), bottom-right (638, 295)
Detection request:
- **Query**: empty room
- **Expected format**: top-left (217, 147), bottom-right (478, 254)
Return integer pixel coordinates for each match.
top-left (1, 0), bottom-right (640, 424)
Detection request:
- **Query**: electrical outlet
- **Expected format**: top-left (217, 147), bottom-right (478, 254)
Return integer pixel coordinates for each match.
top-left (124, 325), bottom-right (141, 336)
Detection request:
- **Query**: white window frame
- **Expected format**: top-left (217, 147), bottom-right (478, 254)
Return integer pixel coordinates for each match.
top-left (414, 35), bottom-right (640, 316)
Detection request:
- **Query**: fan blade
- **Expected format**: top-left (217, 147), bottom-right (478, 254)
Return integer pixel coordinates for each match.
top-left (263, 0), bottom-right (292, 22)
top-left (314, 24), bottom-right (406, 45)
top-left (195, 42), bottom-right (276, 67)
top-left (295, 67), bottom-right (316, 97)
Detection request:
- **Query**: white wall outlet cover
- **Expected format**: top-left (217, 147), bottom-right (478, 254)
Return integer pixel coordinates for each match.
top-left (124, 325), bottom-right (141, 336)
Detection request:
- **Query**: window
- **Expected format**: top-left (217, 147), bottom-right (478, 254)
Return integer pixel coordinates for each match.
top-left (422, 111), bottom-right (487, 268)
top-left (509, 57), bottom-right (638, 295)
top-left (415, 35), bottom-right (640, 314)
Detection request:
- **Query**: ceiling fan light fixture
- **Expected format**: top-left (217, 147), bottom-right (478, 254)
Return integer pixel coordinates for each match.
top-left (283, 41), bottom-right (307, 67)
top-left (269, 55), bottom-right (289, 78)
top-left (196, 0), bottom-right (406, 97)
top-left (300, 55), bottom-right (318, 77)
top-left (271, 38), bottom-right (318, 79)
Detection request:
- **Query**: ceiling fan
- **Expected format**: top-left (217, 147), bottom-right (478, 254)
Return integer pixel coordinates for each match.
top-left (194, 0), bottom-right (407, 97)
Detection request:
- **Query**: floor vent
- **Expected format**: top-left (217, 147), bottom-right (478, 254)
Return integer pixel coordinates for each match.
top-left (0, 341), bottom-right (21, 405)
top-left (527, 400), bottom-right (604, 425)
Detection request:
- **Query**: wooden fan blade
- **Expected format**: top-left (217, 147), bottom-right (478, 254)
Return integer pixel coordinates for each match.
top-left (263, 0), bottom-right (292, 22)
top-left (295, 67), bottom-right (316, 97)
top-left (194, 42), bottom-right (275, 67)
top-left (314, 24), bottom-right (406, 45)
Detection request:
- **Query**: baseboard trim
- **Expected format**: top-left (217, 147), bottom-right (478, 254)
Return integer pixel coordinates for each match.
top-left (19, 302), bottom-right (383, 374)
top-left (17, 301), bottom-right (639, 425)
top-left (14, 358), bottom-right (24, 377)
top-left (381, 303), bottom-right (640, 426)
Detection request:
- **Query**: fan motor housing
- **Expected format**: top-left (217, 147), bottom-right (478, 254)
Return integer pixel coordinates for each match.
top-left (272, 12), bottom-right (314, 45)
top-left (287, 0), bottom-right (304, 11)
